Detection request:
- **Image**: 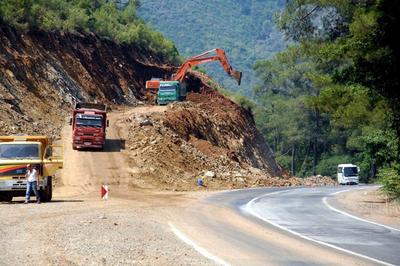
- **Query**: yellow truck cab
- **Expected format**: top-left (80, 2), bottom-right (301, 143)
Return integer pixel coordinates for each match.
top-left (0, 136), bottom-right (63, 202)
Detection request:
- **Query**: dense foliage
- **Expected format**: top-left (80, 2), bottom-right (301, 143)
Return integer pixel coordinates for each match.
top-left (138, 0), bottom-right (286, 94)
top-left (0, 0), bottom-right (179, 62)
top-left (254, 0), bottom-right (400, 197)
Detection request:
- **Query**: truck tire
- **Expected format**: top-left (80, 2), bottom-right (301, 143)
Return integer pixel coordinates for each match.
top-left (0, 193), bottom-right (13, 202)
top-left (72, 144), bottom-right (77, 150)
top-left (41, 176), bottom-right (53, 202)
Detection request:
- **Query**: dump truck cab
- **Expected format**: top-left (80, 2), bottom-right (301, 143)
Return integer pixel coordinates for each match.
top-left (0, 136), bottom-right (63, 202)
top-left (71, 103), bottom-right (108, 150)
top-left (157, 81), bottom-right (186, 105)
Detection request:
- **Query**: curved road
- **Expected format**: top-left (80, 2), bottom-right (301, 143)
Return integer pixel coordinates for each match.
top-left (172, 186), bottom-right (400, 265)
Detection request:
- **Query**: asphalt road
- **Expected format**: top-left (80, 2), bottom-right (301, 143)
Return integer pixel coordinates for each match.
top-left (173, 186), bottom-right (400, 265)
top-left (244, 186), bottom-right (400, 265)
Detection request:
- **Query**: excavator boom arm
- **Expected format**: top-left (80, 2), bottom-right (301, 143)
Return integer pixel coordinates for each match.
top-left (173, 48), bottom-right (242, 85)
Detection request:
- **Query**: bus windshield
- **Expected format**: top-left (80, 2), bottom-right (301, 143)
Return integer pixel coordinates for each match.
top-left (343, 167), bottom-right (358, 177)
top-left (0, 144), bottom-right (40, 159)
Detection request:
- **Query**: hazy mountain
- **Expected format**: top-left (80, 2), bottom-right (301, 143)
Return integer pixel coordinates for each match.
top-left (138, 0), bottom-right (286, 94)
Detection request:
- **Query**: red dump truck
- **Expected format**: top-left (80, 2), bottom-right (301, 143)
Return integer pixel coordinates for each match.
top-left (70, 103), bottom-right (109, 150)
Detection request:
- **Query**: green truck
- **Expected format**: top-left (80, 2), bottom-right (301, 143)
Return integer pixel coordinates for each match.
top-left (156, 81), bottom-right (187, 105)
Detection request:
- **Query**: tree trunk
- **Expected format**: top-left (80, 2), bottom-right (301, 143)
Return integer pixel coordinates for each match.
top-left (370, 162), bottom-right (377, 181)
top-left (312, 109), bottom-right (320, 176)
top-left (312, 139), bottom-right (317, 175)
top-left (291, 144), bottom-right (296, 176)
top-left (299, 139), bottom-right (311, 175)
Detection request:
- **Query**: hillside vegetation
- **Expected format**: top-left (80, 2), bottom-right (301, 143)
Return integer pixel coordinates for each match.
top-left (138, 0), bottom-right (286, 94)
top-left (254, 0), bottom-right (400, 198)
top-left (0, 0), bottom-right (179, 62)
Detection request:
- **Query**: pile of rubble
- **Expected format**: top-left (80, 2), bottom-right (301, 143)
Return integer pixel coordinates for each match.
top-left (303, 175), bottom-right (338, 186)
top-left (121, 102), bottom-right (337, 191)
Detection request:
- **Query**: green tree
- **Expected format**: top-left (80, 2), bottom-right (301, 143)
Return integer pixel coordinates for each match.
top-left (254, 0), bottom-right (399, 190)
top-left (0, 0), bottom-right (180, 63)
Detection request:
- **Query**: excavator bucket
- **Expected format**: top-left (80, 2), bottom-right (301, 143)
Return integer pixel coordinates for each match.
top-left (231, 70), bottom-right (242, 86)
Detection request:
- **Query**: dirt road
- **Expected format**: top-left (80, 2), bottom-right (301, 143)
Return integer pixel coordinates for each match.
top-left (0, 106), bottom-right (211, 265)
top-left (57, 105), bottom-right (167, 196)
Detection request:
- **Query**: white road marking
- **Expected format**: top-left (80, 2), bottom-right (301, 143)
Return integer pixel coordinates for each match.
top-left (323, 188), bottom-right (400, 233)
top-left (168, 222), bottom-right (231, 266)
top-left (244, 188), bottom-right (395, 266)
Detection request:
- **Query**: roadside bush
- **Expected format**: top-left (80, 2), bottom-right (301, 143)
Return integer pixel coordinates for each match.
top-left (275, 155), bottom-right (291, 172)
top-left (232, 95), bottom-right (256, 112)
top-left (378, 166), bottom-right (400, 200)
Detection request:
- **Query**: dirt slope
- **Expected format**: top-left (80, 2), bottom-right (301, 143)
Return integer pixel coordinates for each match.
top-left (0, 20), bottom-right (171, 137)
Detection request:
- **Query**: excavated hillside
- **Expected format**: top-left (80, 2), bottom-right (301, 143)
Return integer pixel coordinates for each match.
top-left (122, 75), bottom-right (288, 190)
top-left (0, 21), bottom-right (335, 190)
top-left (0, 20), bottom-right (171, 137)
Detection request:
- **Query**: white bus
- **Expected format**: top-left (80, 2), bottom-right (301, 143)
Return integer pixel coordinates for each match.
top-left (337, 164), bottom-right (360, 185)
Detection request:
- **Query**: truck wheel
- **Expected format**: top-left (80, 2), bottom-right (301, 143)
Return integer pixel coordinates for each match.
top-left (41, 177), bottom-right (53, 202)
top-left (0, 193), bottom-right (13, 202)
top-left (72, 144), bottom-right (77, 150)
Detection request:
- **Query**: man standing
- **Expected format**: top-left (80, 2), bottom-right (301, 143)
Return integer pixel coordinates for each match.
top-left (25, 164), bottom-right (40, 204)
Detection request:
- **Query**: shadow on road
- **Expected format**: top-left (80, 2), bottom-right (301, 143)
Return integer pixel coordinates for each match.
top-left (104, 138), bottom-right (125, 152)
top-left (1, 199), bottom-right (85, 204)
top-left (76, 139), bottom-right (125, 153)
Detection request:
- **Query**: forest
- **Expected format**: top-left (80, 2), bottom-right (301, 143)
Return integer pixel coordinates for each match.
top-left (253, 0), bottom-right (400, 198)
top-left (0, 0), bottom-right (179, 63)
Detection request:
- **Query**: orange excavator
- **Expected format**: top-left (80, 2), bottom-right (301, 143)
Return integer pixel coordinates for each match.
top-left (146, 48), bottom-right (242, 105)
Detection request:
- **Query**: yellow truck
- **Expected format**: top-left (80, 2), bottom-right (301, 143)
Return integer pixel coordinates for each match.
top-left (0, 136), bottom-right (63, 202)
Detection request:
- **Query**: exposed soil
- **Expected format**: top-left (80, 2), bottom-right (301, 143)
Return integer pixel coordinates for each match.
top-left (330, 187), bottom-right (400, 229)
top-left (0, 20), bottom-right (172, 137)
top-left (120, 104), bottom-right (338, 191)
